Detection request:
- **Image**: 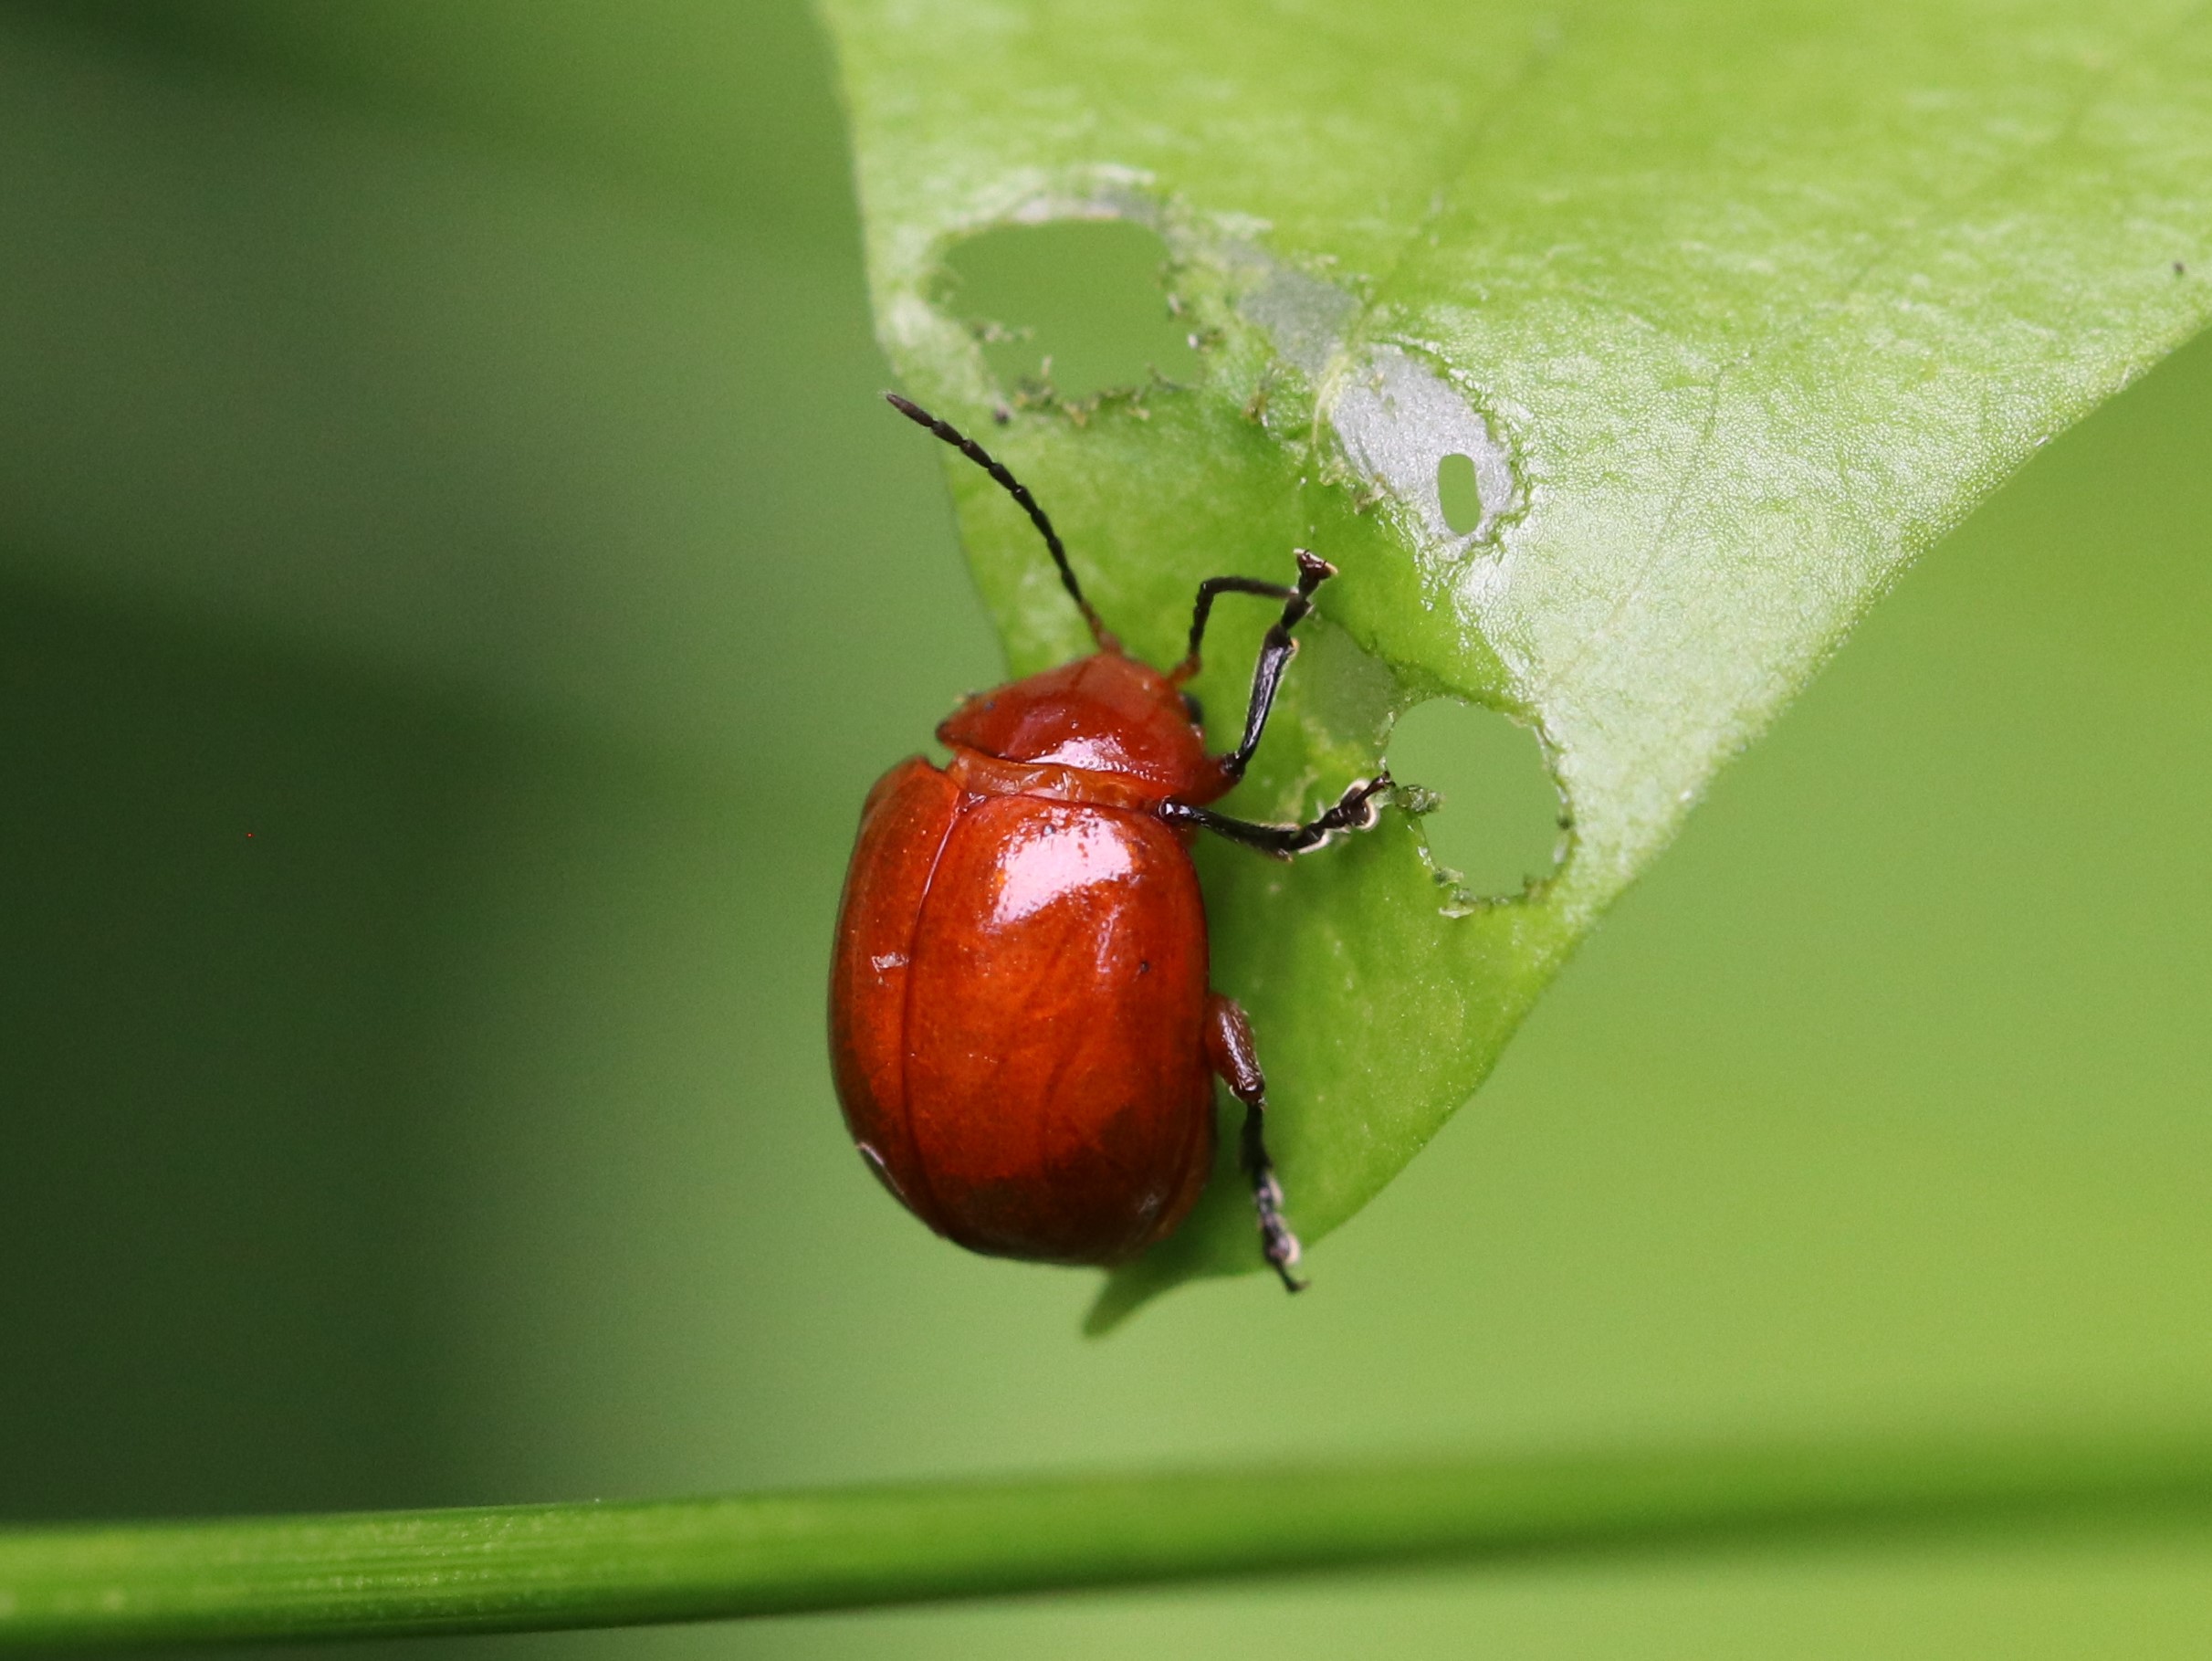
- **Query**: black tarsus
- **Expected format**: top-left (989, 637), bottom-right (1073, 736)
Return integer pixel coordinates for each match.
top-left (885, 392), bottom-right (1114, 648)
top-left (1241, 1107), bottom-right (1305, 1293)
top-left (1162, 773), bottom-right (1395, 859)
top-left (1206, 994), bottom-right (1305, 1292)
top-left (1209, 551), bottom-right (1334, 783)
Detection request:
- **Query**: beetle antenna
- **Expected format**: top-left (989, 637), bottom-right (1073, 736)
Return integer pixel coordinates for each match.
top-left (885, 392), bottom-right (1115, 649)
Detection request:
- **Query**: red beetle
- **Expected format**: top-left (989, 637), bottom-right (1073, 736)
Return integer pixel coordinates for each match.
top-left (830, 394), bottom-right (1392, 1289)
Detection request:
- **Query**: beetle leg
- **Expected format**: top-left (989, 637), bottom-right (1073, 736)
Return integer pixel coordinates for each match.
top-left (1161, 773), bottom-right (1393, 859)
top-left (1169, 575), bottom-right (1296, 687)
top-left (1194, 551), bottom-right (1335, 779)
top-left (1204, 993), bottom-right (1305, 1292)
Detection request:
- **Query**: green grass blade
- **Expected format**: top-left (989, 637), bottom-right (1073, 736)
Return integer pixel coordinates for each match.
top-left (8, 1426), bottom-right (2212, 1646)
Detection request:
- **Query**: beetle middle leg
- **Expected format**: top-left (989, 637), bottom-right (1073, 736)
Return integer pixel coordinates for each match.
top-left (1161, 773), bottom-right (1394, 858)
top-left (1204, 993), bottom-right (1305, 1292)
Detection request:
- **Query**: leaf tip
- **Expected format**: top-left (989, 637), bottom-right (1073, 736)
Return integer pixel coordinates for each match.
top-left (1082, 1266), bottom-right (1163, 1337)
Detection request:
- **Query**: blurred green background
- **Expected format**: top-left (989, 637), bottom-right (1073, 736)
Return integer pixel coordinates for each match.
top-left (4, 4), bottom-right (2211, 1656)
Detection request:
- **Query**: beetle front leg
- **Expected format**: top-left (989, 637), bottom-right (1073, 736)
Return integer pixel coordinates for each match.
top-left (1215, 551), bottom-right (1334, 783)
top-left (1204, 993), bottom-right (1305, 1292)
top-left (1162, 773), bottom-right (1393, 859)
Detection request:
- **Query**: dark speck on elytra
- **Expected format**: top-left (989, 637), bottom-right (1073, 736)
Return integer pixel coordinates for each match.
top-left (1137, 961), bottom-right (1151, 975)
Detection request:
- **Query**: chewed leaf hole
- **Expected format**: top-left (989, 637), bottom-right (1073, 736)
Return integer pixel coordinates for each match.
top-left (1436, 452), bottom-right (1484, 535)
top-left (1386, 698), bottom-right (1563, 905)
top-left (940, 220), bottom-right (1200, 400)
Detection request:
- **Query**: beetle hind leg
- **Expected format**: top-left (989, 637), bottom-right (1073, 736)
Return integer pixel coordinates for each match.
top-left (1203, 993), bottom-right (1306, 1292)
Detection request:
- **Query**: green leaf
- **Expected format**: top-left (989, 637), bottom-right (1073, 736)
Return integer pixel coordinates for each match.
top-left (820, 0), bottom-right (2212, 1321)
